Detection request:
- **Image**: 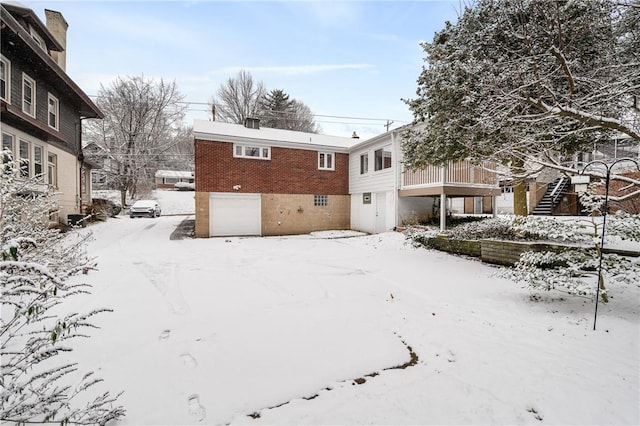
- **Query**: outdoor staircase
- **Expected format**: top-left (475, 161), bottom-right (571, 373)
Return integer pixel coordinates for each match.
top-left (531, 176), bottom-right (571, 215)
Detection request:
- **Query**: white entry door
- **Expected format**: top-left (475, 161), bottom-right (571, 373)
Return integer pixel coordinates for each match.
top-left (375, 192), bottom-right (386, 234)
top-left (209, 193), bottom-right (261, 237)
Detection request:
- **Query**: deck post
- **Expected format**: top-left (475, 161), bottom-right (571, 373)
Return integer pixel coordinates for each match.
top-left (492, 195), bottom-right (497, 218)
top-left (440, 193), bottom-right (446, 231)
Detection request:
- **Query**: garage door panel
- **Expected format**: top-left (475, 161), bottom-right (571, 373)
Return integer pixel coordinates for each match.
top-left (210, 193), bottom-right (261, 237)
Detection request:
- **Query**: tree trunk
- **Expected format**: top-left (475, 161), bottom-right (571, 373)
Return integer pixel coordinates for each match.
top-left (512, 159), bottom-right (529, 216)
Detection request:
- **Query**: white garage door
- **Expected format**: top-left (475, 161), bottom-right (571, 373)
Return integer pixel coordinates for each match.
top-left (209, 193), bottom-right (261, 237)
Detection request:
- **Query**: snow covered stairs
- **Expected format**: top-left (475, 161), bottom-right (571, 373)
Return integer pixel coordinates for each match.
top-left (531, 176), bottom-right (571, 215)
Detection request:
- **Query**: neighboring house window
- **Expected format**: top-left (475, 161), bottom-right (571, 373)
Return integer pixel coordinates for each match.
top-left (374, 147), bottom-right (392, 171)
top-left (318, 152), bottom-right (334, 170)
top-left (22, 74), bottom-right (36, 117)
top-left (0, 56), bottom-right (9, 102)
top-left (19, 139), bottom-right (30, 177)
top-left (233, 144), bottom-right (270, 160)
top-left (2, 132), bottom-right (14, 163)
top-left (29, 26), bottom-right (46, 51)
top-left (314, 195), bottom-right (328, 206)
top-left (48, 153), bottom-right (57, 186)
top-left (48, 94), bottom-right (59, 130)
top-left (360, 153), bottom-right (368, 174)
top-left (164, 177), bottom-right (178, 184)
top-left (34, 145), bottom-right (43, 181)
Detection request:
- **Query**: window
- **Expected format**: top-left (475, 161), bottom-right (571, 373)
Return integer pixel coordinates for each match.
top-left (34, 145), bottom-right (43, 181)
top-left (48, 153), bottom-right (57, 186)
top-left (318, 152), bottom-right (334, 170)
top-left (233, 144), bottom-right (270, 160)
top-left (48, 94), bottom-right (59, 130)
top-left (314, 195), bottom-right (328, 206)
top-left (19, 139), bottom-right (30, 177)
top-left (0, 56), bottom-right (9, 102)
top-left (360, 153), bottom-right (368, 174)
top-left (2, 132), bottom-right (14, 164)
top-left (22, 74), bottom-right (36, 117)
top-left (374, 146), bottom-right (392, 171)
top-left (29, 26), bottom-right (46, 51)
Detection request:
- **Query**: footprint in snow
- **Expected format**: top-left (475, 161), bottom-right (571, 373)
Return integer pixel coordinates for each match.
top-left (527, 406), bottom-right (543, 421)
top-left (188, 394), bottom-right (206, 422)
top-left (180, 353), bottom-right (198, 367)
top-left (159, 329), bottom-right (171, 340)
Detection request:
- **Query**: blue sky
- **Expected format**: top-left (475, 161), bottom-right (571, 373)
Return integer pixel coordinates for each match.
top-left (22, 1), bottom-right (461, 138)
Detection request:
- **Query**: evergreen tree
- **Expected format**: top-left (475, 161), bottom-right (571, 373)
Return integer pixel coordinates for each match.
top-left (260, 89), bottom-right (293, 129)
top-left (404, 0), bottom-right (639, 214)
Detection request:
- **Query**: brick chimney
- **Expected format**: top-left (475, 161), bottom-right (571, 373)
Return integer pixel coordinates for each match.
top-left (44, 9), bottom-right (67, 72)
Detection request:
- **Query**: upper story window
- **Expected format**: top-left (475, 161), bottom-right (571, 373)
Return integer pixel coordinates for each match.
top-left (374, 146), bottom-right (392, 171)
top-left (233, 144), bottom-right (270, 160)
top-left (360, 153), bottom-right (368, 174)
top-left (22, 73), bottom-right (36, 117)
top-left (48, 94), bottom-right (59, 130)
top-left (34, 145), bottom-right (44, 181)
top-left (0, 56), bottom-right (9, 102)
top-left (318, 152), bottom-right (334, 170)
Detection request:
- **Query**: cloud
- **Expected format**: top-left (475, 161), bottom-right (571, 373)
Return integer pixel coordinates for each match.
top-left (213, 64), bottom-right (375, 76)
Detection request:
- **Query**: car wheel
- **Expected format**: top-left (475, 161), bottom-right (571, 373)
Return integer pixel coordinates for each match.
top-left (130, 215), bottom-right (134, 219)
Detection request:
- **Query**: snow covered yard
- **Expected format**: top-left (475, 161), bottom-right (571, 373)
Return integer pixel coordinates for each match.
top-left (61, 205), bottom-right (639, 425)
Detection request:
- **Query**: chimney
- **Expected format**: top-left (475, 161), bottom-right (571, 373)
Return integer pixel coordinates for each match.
top-left (351, 131), bottom-right (359, 139)
top-left (44, 9), bottom-right (68, 72)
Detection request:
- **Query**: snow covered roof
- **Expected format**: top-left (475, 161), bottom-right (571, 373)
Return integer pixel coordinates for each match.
top-left (155, 170), bottom-right (193, 179)
top-left (193, 119), bottom-right (359, 152)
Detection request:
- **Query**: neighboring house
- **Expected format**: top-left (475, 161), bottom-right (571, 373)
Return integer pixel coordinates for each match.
top-left (1, 3), bottom-right (102, 224)
top-left (194, 118), bottom-right (354, 237)
top-left (155, 169), bottom-right (194, 189)
top-left (350, 127), bottom-right (499, 233)
top-left (194, 119), bottom-right (501, 237)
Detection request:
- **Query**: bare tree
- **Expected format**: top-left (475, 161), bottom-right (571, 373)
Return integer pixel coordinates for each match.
top-left (210, 70), bottom-right (266, 124)
top-left (84, 75), bottom-right (187, 208)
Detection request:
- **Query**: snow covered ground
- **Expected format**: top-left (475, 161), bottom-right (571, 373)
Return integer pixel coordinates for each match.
top-left (61, 190), bottom-right (639, 425)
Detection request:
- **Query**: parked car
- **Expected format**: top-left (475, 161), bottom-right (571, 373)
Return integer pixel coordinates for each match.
top-left (174, 182), bottom-right (195, 191)
top-left (129, 200), bottom-right (161, 218)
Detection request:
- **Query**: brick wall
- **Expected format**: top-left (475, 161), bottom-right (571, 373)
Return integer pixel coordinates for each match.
top-left (262, 194), bottom-right (350, 236)
top-left (195, 139), bottom-right (349, 195)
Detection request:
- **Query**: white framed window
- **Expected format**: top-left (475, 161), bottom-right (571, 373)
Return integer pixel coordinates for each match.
top-left (360, 153), bottom-right (368, 174)
top-left (19, 139), bottom-right (30, 177)
top-left (2, 132), bottom-right (14, 164)
top-left (314, 195), bottom-right (328, 206)
top-left (233, 144), bottom-right (270, 160)
top-left (374, 146), bottom-right (392, 171)
top-left (22, 73), bottom-right (36, 117)
top-left (34, 145), bottom-right (43, 181)
top-left (0, 56), bottom-right (10, 102)
top-left (48, 153), bottom-right (57, 187)
top-left (48, 93), bottom-right (59, 130)
top-left (29, 26), bottom-right (46, 51)
top-left (318, 152), bottom-right (334, 170)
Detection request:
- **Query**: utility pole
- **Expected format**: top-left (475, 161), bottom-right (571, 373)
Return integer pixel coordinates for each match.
top-left (384, 120), bottom-right (394, 132)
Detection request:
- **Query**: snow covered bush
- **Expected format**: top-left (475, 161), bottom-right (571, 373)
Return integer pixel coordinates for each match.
top-left (0, 156), bottom-right (125, 424)
top-left (406, 213), bottom-right (640, 302)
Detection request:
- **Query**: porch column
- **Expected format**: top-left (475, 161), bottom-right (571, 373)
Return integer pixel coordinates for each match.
top-left (440, 193), bottom-right (446, 231)
top-left (492, 195), bottom-right (497, 218)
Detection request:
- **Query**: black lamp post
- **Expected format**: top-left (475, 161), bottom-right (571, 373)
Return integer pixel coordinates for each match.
top-left (575, 158), bottom-right (640, 330)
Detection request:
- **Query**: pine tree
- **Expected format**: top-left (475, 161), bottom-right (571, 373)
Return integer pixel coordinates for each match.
top-left (260, 89), bottom-right (293, 129)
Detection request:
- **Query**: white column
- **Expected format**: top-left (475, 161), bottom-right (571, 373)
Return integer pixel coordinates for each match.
top-left (440, 193), bottom-right (446, 231)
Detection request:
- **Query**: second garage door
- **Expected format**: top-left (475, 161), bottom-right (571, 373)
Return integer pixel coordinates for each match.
top-left (209, 193), bottom-right (261, 237)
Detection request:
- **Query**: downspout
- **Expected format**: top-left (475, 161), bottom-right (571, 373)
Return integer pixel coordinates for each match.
top-left (391, 129), bottom-right (399, 229)
top-left (76, 117), bottom-right (89, 214)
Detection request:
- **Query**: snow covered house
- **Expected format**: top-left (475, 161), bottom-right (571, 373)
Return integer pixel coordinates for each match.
top-left (155, 169), bottom-right (194, 189)
top-left (1, 3), bottom-right (103, 225)
top-left (350, 126), bottom-right (500, 233)
top-left (193, 118), bottom-right (354, 237)
top-left (194, 119), bottom-right (501, 237)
